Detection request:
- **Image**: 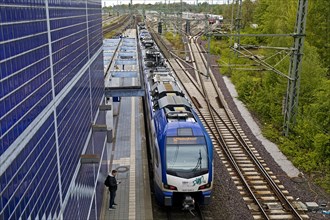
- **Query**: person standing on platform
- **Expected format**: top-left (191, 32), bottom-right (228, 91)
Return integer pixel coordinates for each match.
top-left (105, 170), bottom-right (120, 210)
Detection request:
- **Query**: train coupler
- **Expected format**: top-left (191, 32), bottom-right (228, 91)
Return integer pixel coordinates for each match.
top-left (182, 195), bottom-right (195, 211)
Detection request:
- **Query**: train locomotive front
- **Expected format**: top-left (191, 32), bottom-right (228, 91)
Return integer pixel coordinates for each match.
top-left (155, 116), bottom-right (214, 209)
top-left (139, 26), bottom-right (214, 209)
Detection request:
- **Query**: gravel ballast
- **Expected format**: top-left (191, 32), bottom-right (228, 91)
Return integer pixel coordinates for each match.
top-left (197, 39), bottom-right (330, 219)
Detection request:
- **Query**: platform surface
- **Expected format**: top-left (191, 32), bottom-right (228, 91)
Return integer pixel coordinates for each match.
top-left (101, 29), bottom-right (152, 220)
top-left (100, 97), bottom-right (152, 220)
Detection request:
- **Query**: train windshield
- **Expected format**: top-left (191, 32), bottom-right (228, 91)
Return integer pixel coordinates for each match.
top-left (166, 136), bottom-right (208, 178)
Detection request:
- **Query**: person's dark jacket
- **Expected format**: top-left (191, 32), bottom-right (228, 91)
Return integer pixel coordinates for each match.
top-left (107, 175), bottom-right (118, 191)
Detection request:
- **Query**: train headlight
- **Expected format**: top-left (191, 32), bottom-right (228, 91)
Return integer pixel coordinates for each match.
top-left (198, 183), bottom-right (211, 190)
top-left (164, 184), bottom-right (177, 190)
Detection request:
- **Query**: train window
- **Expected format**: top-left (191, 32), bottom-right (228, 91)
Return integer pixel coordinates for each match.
top-left (154, 132), bottom-right (159, 167)
top-left (166, 136), bottom-right (208, 178)
top-left (154, 145), bottom-right (159, 167)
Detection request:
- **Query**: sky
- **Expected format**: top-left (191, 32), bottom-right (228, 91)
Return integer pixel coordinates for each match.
top-left (102, 0), bottom-right (228, 6)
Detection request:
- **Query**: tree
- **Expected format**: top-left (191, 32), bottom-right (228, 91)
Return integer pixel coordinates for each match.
top-left (306, 0), bottom-right (330, 71)
top-left (241, 0), bottom-right (256, 28)
top-left (225, 0), bottom-right (330, 192)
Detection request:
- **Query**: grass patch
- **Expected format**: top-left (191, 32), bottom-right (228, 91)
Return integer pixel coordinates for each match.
top-left (207, 36), bottom-right (330, 194)
top-left (102, 15), bottom-right (126, 28)
top-left (103, 30), bottom-right (117, 39)
top-left (164, 32), bottom-right (185, 58)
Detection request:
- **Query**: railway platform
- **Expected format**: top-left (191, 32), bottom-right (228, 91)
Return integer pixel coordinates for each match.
top-left (100, 29), bottom-right (153, 220)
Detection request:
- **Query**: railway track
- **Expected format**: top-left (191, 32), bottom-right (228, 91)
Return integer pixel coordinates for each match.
top-left (102, 15), bottom-right (115, 25)
top-left (165, 203), bottom-right (206, 220)
top-left (102, 15), bottom-right (130, 35)
top-left (149, 26), bottom-right (308, 219)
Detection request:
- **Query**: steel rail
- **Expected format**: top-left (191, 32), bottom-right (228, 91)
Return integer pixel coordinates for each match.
top-left (149, 26), bottom-right (269, 219)
top-left (193, 36), bottom-right (303, 220)
top-left (147, 15), bottom-right (305, 219)
top-left (187, 36), bottom-right (270, 220)
top-left (102, 15), bottom-right (130, 35)
top-left (150, 25), bottom-right (303, 219)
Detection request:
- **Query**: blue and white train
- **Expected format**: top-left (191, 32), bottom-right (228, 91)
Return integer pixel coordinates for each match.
top-left (139, 27), bottom-right (214, 209)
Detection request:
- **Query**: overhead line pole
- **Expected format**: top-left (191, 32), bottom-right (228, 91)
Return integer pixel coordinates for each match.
top-left (164, 0), bottom-right (167, 32)
top-left (234, 0), bottom-right (242, 51)
top-left (283, 0), bottom-right (308, 136)
top-left (205, 0), bottom-right (308, 135)
top-left (130, 0), bottom-right (133, 27)
top-left (180, 0), bottom-right (183, 33)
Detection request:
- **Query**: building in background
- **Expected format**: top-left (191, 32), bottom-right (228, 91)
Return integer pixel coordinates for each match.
top-left (0, 0), bottom-right (106, 219)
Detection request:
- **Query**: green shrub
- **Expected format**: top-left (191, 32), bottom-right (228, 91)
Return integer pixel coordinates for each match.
top-left (207, 34), bottom-right (330, 193)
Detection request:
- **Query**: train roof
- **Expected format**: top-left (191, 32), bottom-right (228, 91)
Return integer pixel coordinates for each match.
top-left (158, 96), bottom-right (191, 109)
top-left (165, 122), bottom-right (205, 136)
top-left (140, 30), bottom-right (197, 123)
top-left (151, 66), bottom-right (168, 72)
top-left (146, 48), bottom-right (161, 55)
top-left (151, 82), bottom-right (181, 95)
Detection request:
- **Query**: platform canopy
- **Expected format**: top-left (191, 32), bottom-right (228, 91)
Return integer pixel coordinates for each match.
top-left (104, 30), bottom-right (144, 97)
